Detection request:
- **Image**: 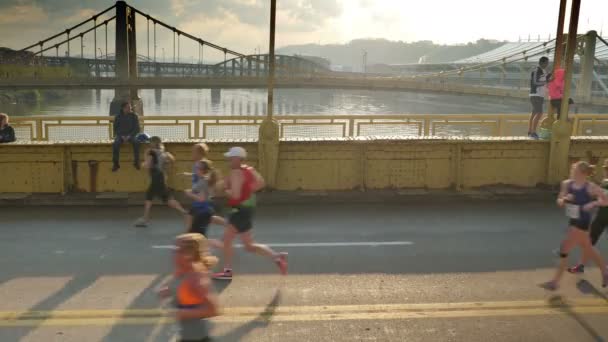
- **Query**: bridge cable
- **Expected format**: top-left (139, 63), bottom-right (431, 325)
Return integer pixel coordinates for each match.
top-left (153, 22), bottom-right (157, 62)
top-left (414, 37), bottom-right (579, 80)
top-left (105, 20), bottom-right (108, 61)
top-left (34, 17), bottom-right (116, 56)
top-left (20, 3), bottom-right (116, 51)
top-left (419, 38), bottom-right (562, 78)
top-left (94, 17), bottom-right (97, 65)
top-left (130, 5), bottom-right (327, 75)
top-left (147, 17), bottom-right (150, 63)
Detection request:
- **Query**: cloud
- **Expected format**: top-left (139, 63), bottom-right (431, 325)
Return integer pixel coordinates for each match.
top-left (64, 8), bottom-right (98, 24)
top-left (0, 2), bottom-right (48, 24)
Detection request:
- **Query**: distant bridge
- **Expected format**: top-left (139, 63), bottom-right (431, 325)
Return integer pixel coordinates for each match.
top-left (40, 54), bottom-right (329, 77)
top-left (3, 1), bottom-right (607, 106)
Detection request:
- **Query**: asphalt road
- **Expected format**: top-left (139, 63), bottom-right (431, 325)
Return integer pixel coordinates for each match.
top-left (0, 199), bottom-right (607, 342)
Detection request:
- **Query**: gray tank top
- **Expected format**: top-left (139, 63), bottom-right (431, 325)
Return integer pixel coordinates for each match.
top-left (149, 148), bottom-right (169, 172)
top-left (170, 273), bottom-right (210, 340)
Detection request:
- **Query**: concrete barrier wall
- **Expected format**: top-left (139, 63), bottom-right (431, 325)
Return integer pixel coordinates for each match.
top-left (0, 137), bottom-right (606, 193)
top-left (277, 139), bottom-right (550, 190)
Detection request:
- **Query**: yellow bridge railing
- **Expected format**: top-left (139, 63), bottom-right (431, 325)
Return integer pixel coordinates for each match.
top-left (9, 114), bottom-right (608, 142)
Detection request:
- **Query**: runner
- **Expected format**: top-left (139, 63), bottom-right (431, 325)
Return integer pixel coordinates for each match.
top-left (212, 146), bottom-right (287, 280)
top-left (180, 143), bottom-right (228, 230)
top-left (568, 158), bottom-right (608, 274)
top-left (135, 136), bottom-right (187, 227)
top-left (157, 233), bottom-right (220, 342)
top-left (542, 161), bottom-right (608, 290)
top-left (184, 159), bottom-right (224, 248)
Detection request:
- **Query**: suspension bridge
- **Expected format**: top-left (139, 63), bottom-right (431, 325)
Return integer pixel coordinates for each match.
top-left (1, 0), bottom-right (607, 109)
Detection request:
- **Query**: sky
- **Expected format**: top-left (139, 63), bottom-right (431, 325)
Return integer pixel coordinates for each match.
top-left (1, 0), bottom-right (607, 61)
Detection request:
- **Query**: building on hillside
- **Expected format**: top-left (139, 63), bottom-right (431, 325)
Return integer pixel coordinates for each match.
top-left (0, 48), bottom-right (40, 66)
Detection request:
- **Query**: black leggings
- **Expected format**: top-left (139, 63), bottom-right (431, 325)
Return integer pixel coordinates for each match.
top-left (590, 215), bottom-right (608, 246)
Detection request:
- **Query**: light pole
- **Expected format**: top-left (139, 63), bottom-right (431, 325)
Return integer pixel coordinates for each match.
top-left (162, 48), bottom-right (165, 63)
top-left (258, 0), bottom-right (280, 189)
top-left (267, 0), bottom-right (276, 120)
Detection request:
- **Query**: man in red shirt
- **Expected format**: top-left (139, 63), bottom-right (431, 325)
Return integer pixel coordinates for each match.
top-left (213, 147), bottom-right (288, 280)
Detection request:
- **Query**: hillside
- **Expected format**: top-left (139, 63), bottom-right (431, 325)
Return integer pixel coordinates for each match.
top-left (277, 38), bottom-right (506, 71)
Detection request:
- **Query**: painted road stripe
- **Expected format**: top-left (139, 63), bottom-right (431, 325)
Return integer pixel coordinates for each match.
top-left (1, 299), bottom-right (606, 326)
top-left (1, 306), bottom-right (608, 327)
top-left (151, 241), bottom-right (414, 249)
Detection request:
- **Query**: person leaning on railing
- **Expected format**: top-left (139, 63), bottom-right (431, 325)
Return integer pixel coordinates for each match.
top-left (112, 102), bottom-right (141, 172)
top-left (0, 113), bottom-right (16, 143)
top-left (548, 68), bottom-right (574, 121)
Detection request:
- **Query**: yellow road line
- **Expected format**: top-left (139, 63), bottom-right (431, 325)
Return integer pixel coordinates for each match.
top-left (0, 299), bottom-right (606, 326)
top-left (0, 306), bottom-right (608, 327)
top-left (1, 298), bottom-right (606, 319)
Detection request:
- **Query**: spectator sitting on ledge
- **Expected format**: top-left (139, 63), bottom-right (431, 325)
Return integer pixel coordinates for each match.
top-left (0, 113), bottom-right (16, 143)
top-left (112, 101), bottom-right (141, 172)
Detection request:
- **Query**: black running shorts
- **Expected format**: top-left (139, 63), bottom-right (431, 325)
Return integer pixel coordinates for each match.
top-left (228, 206), bottom-right (254, 233)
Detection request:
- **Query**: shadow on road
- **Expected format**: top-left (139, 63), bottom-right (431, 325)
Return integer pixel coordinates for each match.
top-left (548, 295), bottom-right (606, 342)
top-left (2, 273), bottom-right (99, 341)
top-left (216, 287), bottom-right (282, 341)
top-left (576, 279), bottom-right (608, 301)
top-left (102, 273), bottom-right (168, 342)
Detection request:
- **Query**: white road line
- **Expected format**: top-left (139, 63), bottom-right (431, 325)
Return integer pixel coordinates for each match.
top-left (151, 241), bottom-right (414, 249)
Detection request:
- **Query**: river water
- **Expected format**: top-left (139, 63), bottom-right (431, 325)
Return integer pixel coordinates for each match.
top-left (4, 88), bottom-right (605, 117)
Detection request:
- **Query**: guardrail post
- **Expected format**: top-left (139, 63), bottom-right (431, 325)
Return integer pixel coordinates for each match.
top-left (348, 118), bottom-right (355, 137)
top-left (423, 118), bottom-right (431, 136)
top-left (495, 117), bottom-right (503, 136)
top-left (35, 118), bottom-right (44, 141)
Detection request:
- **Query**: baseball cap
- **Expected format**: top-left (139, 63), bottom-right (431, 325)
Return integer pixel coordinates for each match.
top-left (224, 146), bottom-right (247, 159)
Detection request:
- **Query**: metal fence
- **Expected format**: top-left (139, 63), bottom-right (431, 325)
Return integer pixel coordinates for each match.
top-left (8, 114), bottom-right (607, 142)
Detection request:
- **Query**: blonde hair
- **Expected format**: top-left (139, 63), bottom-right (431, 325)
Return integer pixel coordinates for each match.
top-left (196, 158), bottom-right (221, 188)
top-left (574, 161), bottom-right (596, 176)
top-left (0, 113), bottom-right (8, 125)
top-left (176, 233), bottom-right (218, 271)
top-left (193, 143), bottom-right (209, 158)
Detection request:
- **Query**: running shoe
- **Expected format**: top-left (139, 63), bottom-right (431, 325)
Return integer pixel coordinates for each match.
top-left (275, 252), bottom-right (288, 276)
top-left (567, 264), bottom-right (585, 274)
top-left (213, 269), bottom-right (233, 280)
top-left (540, 281), bottom-right (559, 291)
top-left (530, 132), bottom-right (540, 140)
top-left (134, 217), bottom-right (149, 228)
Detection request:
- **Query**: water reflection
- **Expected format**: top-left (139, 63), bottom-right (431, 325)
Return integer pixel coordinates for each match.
top-left (1, 88), bottom-right (605, 117)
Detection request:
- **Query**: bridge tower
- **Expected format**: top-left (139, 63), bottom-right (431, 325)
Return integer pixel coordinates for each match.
top-left (576, 31), bottom-right (597, 102)
top-left (109, 1), bottom-right (142, 116)
top-left (548, 0), bottom-right (580, 183)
